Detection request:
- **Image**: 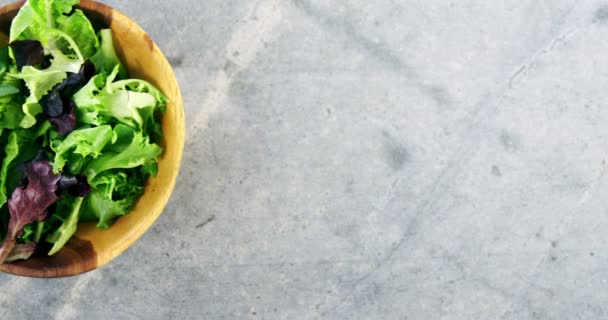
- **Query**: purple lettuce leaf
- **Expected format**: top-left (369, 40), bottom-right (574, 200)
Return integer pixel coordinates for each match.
top-left (9, 40), bottom-right (45, 71)
top-left (48, 102), bottom-right (76, 136)
top-left (0, 161), bottom-right (60, 263)
top-left (59, 174), bottom-right (91, 197)
top-left (41, 61), bottom-right (95, 136)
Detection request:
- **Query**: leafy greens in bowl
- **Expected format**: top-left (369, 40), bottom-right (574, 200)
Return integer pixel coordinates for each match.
top-left (0, 0), bottom-right (183, 275)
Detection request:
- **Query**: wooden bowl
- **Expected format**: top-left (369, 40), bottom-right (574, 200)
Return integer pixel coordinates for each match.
top-left (0, 0), bottom-right (185, 277)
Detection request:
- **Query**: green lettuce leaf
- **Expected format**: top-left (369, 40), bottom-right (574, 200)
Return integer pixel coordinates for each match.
top-left (10, 0), bottom-right (77, 48)
top-left (0, 47), bottom-right (11, 78)
top-left (50, 125), bottom-right (114, 173)
top-left (10, 0), bottom-right (97, 60)
top-left (67, 153), bottom-right (85, 174)
top-left (84, 124), bottom-right (161, 180)
top-left (45, 196), bottom-right (83, 255)
top-left (12, 47), bottom-right (83, 128)
top-left (0, 85), bottom-right (20, 98)
top-left (0, 58), bottom-right (26, 129)
top-left (1, 0), bottom-right (167, 253)
top-left (34, 221), bottom-right (44, 242)
top-left (0, 98), bottom-right (26, 130)
top-left (14, 47), bottom-right (83, 96)
top-left (102, 74), bottom-right (166, 137)
top-left (0, 130), bottom-right (38, 208)
top-left (18, 221), bottom-right (44, 243)
top-left (73, 72), bottom-right (106, 107)
top-left (99, 89), bottom-right (156, 129)
top-left (72, 73), bottom-right (107, 126)
top-left (19, 223), bottom-right (34, 242)
top-left (20, 101), bottom-right (42, 128)
top-left (81, 170), bottom-right (143, 229)
top-left (107, 78), bottom-right (167, 110)
top-left (55, 9), bottom-right (98, 59)
top-left (73, 65), bottom-right (166, 132)
top-left (81, 188), bottom-right (128, 229)
top-left (17, 67), bottom-right (66, 101)
top-left (9, 0), bottom-right (49, 43)
top-left (8, 0), bottom-right (95, 129)
top-left (90, 29), bottom-right (126, 77)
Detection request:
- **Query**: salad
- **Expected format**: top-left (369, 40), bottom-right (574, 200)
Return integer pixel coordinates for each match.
top-left (0, 0), bottom-right (166, 263)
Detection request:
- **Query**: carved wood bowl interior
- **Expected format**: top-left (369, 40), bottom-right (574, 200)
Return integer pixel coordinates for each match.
top-left (0, 0), bottom-right (184, 277)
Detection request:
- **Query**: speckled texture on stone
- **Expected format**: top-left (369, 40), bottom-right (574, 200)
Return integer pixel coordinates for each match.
top-left (2, 0), bottom-right (608, 319)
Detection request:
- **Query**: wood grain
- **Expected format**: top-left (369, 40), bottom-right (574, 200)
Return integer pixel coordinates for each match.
top-left (0, 238), bottom-right (96, 278)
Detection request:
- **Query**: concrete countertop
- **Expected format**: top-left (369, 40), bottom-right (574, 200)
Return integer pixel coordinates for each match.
top-left (1, 0), bottom-right (608, 319)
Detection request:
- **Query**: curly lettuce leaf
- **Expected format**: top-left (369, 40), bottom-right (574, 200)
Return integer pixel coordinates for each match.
top-left (81, 170), bottom-right (143, 229)
top-left (73, 65), bottom-right (166, 134)
top-left (10, 0), bottom-right (97, 60)
top-left (73, 73), bottom-right (105, 107)
top-left (9, 0), bottom-right (51, 43)
top-left (102, 73), bottom-right (166, 137)
top-left (81, 189), bottom-right (129, 229)
top-left (107, 79), bottom-right (167, 108)
top-left (72, 73), bottom-right (106, 125)
top-left (71, 65), bottom-right (120, 126)
top-left (16, 66), bottom-right (66, 101)
top-left (41, 61), bottom-right (95, 135)
top-left (99, 89), bottom-right (156, 129)
top-left (51, 125), bottom-right (113, 173)
top-left (19, 101), bottom-right (42, 128)
top-left (13, 47), bottom-right (83, 100)
top-left (84, 124), bottom-right (161, 180)
top-left (66, 153), bottom-right (85, 174)
top-left (0, 0), bottom-right (168, 256)
top-left (10, 0), bottom-right (79, 43)
top-left (55, 9), bottom-right (98, 59)
top-left (12, 47), bottom-right (83, 128)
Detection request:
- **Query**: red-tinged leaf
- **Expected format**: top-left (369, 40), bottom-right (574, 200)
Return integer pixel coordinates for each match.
top-left (0, 161), bottom-right (60, 263)
top-left (59, 174), bottom-right (91, 197)
top-left (9, 40), bottom-right (45, 71)
top-left (48, 104), bottom-right (76, 136)
top-left (5, 243), bottom-right (36, 262)
top-left (41, 61), bottom-right (95, 135)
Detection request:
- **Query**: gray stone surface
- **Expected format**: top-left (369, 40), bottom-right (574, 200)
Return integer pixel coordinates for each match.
top-left (1, 0), bottom-right (608, 319)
